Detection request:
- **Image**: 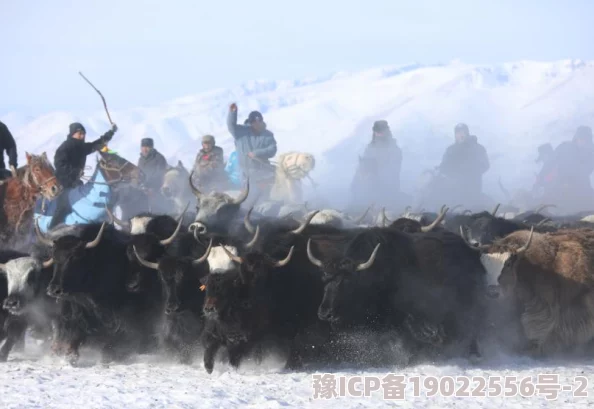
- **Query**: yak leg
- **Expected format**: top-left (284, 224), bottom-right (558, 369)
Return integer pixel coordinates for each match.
top-left (404, 313), bottom-right (446, 346)
top-left (0, 318), bottom-right (27, 362)
top-left (203, 336), bottom-right (221, 374)
top-left (228, 342), bottom-right (250, 369)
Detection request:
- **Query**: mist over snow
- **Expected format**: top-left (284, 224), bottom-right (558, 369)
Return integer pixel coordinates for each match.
top-left (3, 59), bottom-right (594, 209)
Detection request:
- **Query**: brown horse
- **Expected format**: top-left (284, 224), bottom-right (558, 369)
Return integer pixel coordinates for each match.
top-left (0, 152), bottom-right (61, 243)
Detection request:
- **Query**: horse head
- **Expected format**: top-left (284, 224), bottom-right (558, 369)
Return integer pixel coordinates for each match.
top-left (161, 160), bottom-right (190, 199)
top-left (98, 151), bottom-right (145, 187)
top-left (25, 152), bottom-right (61, 200)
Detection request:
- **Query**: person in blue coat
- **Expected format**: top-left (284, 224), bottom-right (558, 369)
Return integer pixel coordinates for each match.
top-left (225, 151), bottom-right (241, 188)
top-left (227, 103), bottom-right (277, 184)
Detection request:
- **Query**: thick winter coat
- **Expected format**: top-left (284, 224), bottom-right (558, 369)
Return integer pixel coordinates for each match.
top-left (438, 135), bottom-right (489, 195)
top-left (138, 148), bottom-right (168, 190)
top-left (54, 131), bottom-right (113, 189)
top-left (226, 110), bottom-right (277, 181)
top-left (0, 121), bottom-right (18, 170)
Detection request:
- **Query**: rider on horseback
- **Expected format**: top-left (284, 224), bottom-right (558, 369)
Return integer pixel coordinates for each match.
top-left (0, 121), bottom-right (18, 180)
top-left (227, 103), bottom-right (277, 201)
top-left (191, 134), bottom-right (226, 192)
top-left (50, 122), bottom-right (118, 228)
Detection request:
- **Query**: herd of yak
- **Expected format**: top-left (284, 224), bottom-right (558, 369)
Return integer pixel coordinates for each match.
top-left (2, 179), bottom-right (594, 373)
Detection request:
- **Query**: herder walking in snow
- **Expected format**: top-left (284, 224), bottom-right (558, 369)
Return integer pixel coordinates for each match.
top-left (227, 103), bottom-right (277, 200)
top-left (50, 122), bottom-right (117, 228)
top-left (0, 121), bottom-right (18, 180)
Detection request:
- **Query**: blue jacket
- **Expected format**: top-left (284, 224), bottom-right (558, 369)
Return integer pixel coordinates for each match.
top-left (225, 151), bottom-right (241, 187)
top-left (227, 110), bottom-right (277, 180)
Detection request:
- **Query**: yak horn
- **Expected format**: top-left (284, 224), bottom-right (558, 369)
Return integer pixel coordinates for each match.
top-left (516, 227), bottom-right (534, 255)
top-left (231, 179), bottom-right (250, 205)
top-left (292, 210), bottom-right (319, 235)
top-left (354, 205), bottom-right (373, 224)
top-left (381, 208), bottom-right (391, 227)
top-left (421, 206), bottom-right (449, 232)
top-left (133, 245), bottom-right (159, 270)
top-left (306, 239), bottom-right (323, 268)
top-left (536, 218), bottom-right (550, 227)
top-left (159, 202), bottom-right (189, 246)
top-left (356, 243), bottom-right (381, 271)
top-left (193, 238), bottom-right (213, 265)
top-left (188, 171), bottom-right (202, 198)
top-left (272, 246), bottom-right (295, 268)
top-left (85, 222), bottom-right (106, 249)
top-left (105, 205), bottom-right (130, 229)
top-left (222, 245), bottom-right (244, 265)
top-left (404, 206), bottom-right (412, 214)
top-left (9, 165), bottom-right (17, 178)
top-left (42, 258), bottom-right (54, 269)
top-left (534, 204), bottom-right (556, 214)
top-left (244, 206), bottom-right (256, 234)
top-left (463, 210), bottom-right (472, 215)
top-left (35, 219), bottom-right (54, 247)
top-left (459, 226), bottom-right (489, 252)
top-left (244, 225), bottom-right (260, 249)
top-left (492, 203), bottom-right (501, 216)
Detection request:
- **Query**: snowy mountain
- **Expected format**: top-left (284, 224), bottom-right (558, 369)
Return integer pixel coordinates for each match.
top-left (2, 59), bottom-right (594, 205)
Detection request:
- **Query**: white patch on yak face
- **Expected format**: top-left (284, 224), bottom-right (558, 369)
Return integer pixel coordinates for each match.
top-left (480, 252), bottom-right (511, 286)
top-left (2, 257), bottom-right (41, 296)
top-left (130, 217), bottom-right (152, 235)
top-left (208, 246), bottom-right (238, 273)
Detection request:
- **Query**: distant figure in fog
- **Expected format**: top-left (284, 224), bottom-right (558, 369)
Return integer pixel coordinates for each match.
top-left (542, 126), bottom-right (594, 212)
top-left (436, 123), bottom-right (489, 205)
top-left (351, 120), bottom-right (402, 207)
top-left (532, 143), bottom-right (555, 194)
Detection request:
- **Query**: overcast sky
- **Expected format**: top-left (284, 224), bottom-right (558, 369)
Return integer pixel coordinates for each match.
top-left (1, 0), bottom-right (592, 115)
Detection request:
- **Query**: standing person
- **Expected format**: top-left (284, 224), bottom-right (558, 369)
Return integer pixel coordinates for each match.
top-left (51, 122), bottom-right (117, 228)
top-left (138, 138), bottom-right (168, 192)
top-left (351, 120), bottom-right (402, 207)
top-left (0, 121), bottom-right (18, 180)
top-left (191, 135), bottom-right (225, 191)
top-left (227, 103), bottom-right (277, 200)
top-left (436, 123), bottom-right (490, 206)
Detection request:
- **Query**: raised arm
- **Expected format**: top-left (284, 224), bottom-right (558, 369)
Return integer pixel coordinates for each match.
top-left (227, 103), bottom-right (241, 138)
top-left (1, 123), bottom-right (18, 168)
top-left (83, 124), bottom-right (117, 155)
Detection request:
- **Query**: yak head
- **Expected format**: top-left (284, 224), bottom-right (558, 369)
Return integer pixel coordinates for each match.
top-left (188, 173), bottom-right (249, 235)
top-left (306, 239), bottom-right (381, 328)
top-left (133, 238), bottom-right (212, 315)
top-left (460, 225), bottom-right (534, 298)
top-left (0, 256), bottom-right (53, 315)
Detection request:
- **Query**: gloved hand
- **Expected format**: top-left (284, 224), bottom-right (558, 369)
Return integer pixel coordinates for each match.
top-left (111, 123), bottom-right (118, 133)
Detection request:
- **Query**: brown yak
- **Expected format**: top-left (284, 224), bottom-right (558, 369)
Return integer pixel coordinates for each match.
top-left (0, 152), bottom-right (61, 244)
top-left (461, 226), bottom-right (594, 356)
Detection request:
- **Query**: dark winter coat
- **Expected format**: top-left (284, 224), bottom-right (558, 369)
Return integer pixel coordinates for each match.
top-left (438, 135), bottom-right (489, 194)
top-left (226, 110), bottom-right (277, 180)
top-left (550, 140), bottom-right (594, 190)
top-left (0, 121), bottom-right (18, 170)
top-left (192, 146), bottom-right (224, 175)
top-left (137, 148), bottom-right (168, 190)
top-left (362, 135), bottom-right (402, 191)
top-left (54, 131), bottom-right (113, 189)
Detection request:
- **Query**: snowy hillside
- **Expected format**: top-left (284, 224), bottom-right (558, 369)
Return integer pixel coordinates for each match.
top-left (2, 59), bottom-right (594, 205)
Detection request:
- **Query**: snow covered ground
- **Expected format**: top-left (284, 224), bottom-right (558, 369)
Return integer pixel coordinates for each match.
top-left (1, 340), bottom-right (593, 408)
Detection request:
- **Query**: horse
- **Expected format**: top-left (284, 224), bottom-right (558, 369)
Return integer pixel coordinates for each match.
top-left (269, 152), bottom-right (315, 204)
top-left (161, 161), bottom-right (197, 217)
top-left (0, 152), bottom-right (61, 246)
top-left (34, 151), bottom-right (145, 234)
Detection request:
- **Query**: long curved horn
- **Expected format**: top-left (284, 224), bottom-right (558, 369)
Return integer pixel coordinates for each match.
top-left (492, 203), bottom-right (501, 216)
top-left (515, 227), bottom-right (534, 255)
top-left (188, 171), bottom-right (202, 198)
top-left (381, 208), bottom-right (391, 227)
top-left (354, 205), bottom-right (372, 224)
top-left (42, 258), bottom-right (54, 269)
top-left (272, 246), bottom-right (295, 268)
top-left (222, 245), bottom-right (244, 265)
top-left (35, 219), bottom-right (54, 247)
top-left (534, 204), bottom-right (556, 214)
top-left (85, 222), bottom-right (106, 249)
top-left (421, 206), bottom-right (449, 232)
top-left (306, 239), bottom-right (323, 268)
top-left (292, 210), bottom-right (320, 235)
top-left (9, 165), bottom-right (17, 178)
top-left (356, 243), bottom-right (381, 271)
top-left (105, 205), bottom-right (130, 229)
top-left (244, 206), bottom-right (256, 234)
top-left (159, 202), bottom-right (189, 246)
top-left (231, 179), bottom-right (250, 205)
top-left (536, 218), bottom-right (550, 227)
top-left (404, 206), bottom-right (412, 214)
top-left (245, 225), bottom-right (260, 249)
top-left (463, 209), bottom-right (472, 215)
top-left (459, 226), bottom-right (489, 252)
top-left (133, 245), bottom-right (159, 270)
top-left (193, 238), bottom-right (213, 265)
